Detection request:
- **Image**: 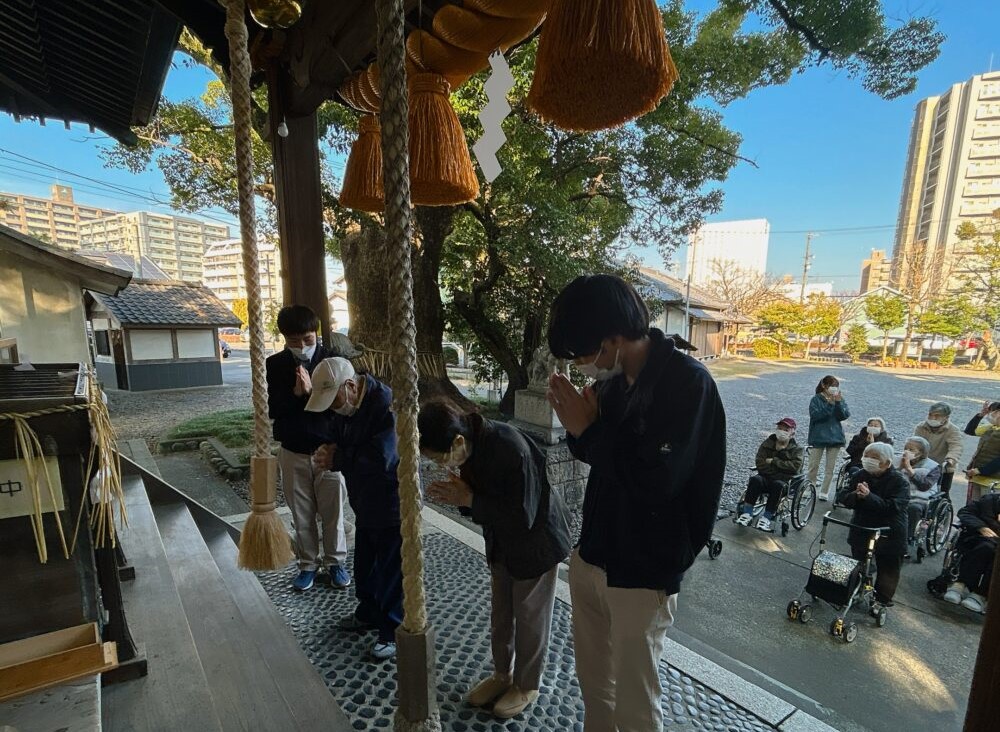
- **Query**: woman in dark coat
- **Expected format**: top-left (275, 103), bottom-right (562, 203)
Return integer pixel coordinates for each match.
top-left (418, 400), bottom-right (571, 720)
top-left (836, 441), bottom-right (909, 611)
top-left (845, 416), bottom-right (893, 468)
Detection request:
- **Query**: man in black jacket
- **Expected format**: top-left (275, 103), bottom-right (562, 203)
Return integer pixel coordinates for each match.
top-left (547, 275), bottom-right (726, 732)
top-left (265, 305), bottom-right (361, 592)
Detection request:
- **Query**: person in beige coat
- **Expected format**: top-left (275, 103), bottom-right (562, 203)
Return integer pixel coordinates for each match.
top-left (914, 402), bottom-right (963, 495)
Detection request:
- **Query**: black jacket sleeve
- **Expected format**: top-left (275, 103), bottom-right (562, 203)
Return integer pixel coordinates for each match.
top-left (858, 472), bottom-right (910, 524)
top-left (846, 432), bottom-right (867, 463)
top-left (266, 354), bottom-right (307, 420)
top-left (965, 414), bottom-right (984, 436)
top-left (958, 494), bottom-right (1000, 534)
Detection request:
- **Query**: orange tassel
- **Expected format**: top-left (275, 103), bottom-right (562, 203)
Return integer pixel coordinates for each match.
top-left (339, 114), bottom-right (384, 213)
top-left (408, 72), bottom-right (480, 206)
top-left (528, 0), bottom-right (679, 131)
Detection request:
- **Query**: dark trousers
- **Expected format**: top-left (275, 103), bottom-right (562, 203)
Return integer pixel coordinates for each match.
top-left (851, 546), bottom-right (902, 604)
top-left (958, 537), bottom-right (997, 595)
top-left (354, 525), bottom-right (404, 642)
top-left (745, 474), bottom-right (786, 514)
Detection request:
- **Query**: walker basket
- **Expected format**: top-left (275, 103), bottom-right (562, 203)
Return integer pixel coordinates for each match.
top-left (805, 550), bottom-right (862, 607)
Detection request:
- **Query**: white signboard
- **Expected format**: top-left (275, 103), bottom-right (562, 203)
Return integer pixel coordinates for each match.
top-left (0, 457), bottom-right (65, 519)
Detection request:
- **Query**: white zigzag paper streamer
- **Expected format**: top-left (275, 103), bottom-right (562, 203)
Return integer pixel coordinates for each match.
top-left (473, 51), bottom-right (514, 183)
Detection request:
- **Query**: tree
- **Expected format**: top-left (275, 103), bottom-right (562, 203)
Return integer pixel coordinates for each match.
top-left (956, 212), bottom-right (1000, 337)
top-left (756, 300), bottom-right (805, 358)
top-left (918, 295), bottom-right (977, 348)
top-left (843, 324), bottom-right (869, 363)
top-left (105, 3), bottom-right (943, 410)
top-left (798, 295), bottom-right (841, 358)
top-left (231, 297), bottom-right (249, 328)
top-left (864, 293), bottom-right (906, 362)
top-left (892, 242), bottom-right (952, 360)
top-left (705, 259), bottom-right (784, 318)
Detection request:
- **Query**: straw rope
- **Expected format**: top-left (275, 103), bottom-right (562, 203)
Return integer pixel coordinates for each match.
top-left (1, 371), bottom-right (125, 562)
top-left (376, 0), bottom-right (429, 636)
top-left (225, 0), bottom-right (271, 460)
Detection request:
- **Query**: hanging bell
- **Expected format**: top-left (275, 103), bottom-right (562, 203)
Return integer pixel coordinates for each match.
top-left (247, 0), bottom-right (303, 29)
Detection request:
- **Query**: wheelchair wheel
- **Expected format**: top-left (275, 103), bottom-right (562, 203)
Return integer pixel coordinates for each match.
top-left (875, 608), bottom-right (887, 628)
top-left (844, 622), bottom-right (859, 643)
top-left (926, 500), bottom-right (954, 556)
top-left (786, 600), bottom-right (799, 620)
top-left (781, 521), bottom-right (790, 537)
top-left (791, 481), bottom-right (817, 530)
top-left (708, 539), bottom-right (723, 560)
top-left (798, 605), bottom-right (812, 624)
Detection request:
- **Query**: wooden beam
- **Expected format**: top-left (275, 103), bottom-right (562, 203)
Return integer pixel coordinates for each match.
top-left (266, 68), bottom-right (331, 346)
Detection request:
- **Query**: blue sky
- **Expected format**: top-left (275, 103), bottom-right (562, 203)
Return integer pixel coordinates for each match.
top-left (1, 1), bottom-right (998, 291)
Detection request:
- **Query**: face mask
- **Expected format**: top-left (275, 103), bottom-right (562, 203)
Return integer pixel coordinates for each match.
top-left (826, 386), bottom-right (840, 396)
top-left (333, 381), bottom-right (359, 417)
top-left (861, 456), bottom-right (882, 474)
top-left (775, 430), bottom-right (791, 443)
top-left (926, 418), bottom-right (944, 428)
top-left (432, 435), bottom-right (471, 467)
top-left (289, 344), bottom-right (316, 361)
top-left (867, 426), bottom-right (881, 435)
top-left (577, 345), bottom-right (623, 382)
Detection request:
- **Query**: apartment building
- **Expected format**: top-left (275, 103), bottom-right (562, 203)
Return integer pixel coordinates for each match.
top-left (0, 185), bottom-right (117, 249)
top-left (859, 249), bottom-right (891, 293)
top-left (891, 71), bottom-right (1000, 295)
top-left (78, 211), bottom-right (230, 283)
top-left (202, 238), bottom-right (281, 312)
top-left (685, 219), bottom-right (770, 287)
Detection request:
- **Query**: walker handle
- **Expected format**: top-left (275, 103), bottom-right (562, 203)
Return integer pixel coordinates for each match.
top-left (821, 511), bottom-right (890, 534)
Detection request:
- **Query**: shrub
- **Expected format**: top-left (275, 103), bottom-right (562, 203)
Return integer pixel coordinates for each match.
top-left (752, 338), bottom-right (780, 359)
top-left (939, 347), bottom-right (956, 368)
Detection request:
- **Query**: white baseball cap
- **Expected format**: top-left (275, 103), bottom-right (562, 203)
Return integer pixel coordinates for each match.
top-left (304, 357), bottom-right (356, 412)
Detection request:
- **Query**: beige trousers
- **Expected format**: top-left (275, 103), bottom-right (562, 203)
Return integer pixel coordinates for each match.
top-left (278, 447), bottom-right (348, 571)
top-left (569, 550), bottom-right (677, 732)
top-left (490, 562), bottom-right (558, 691)
top-left (808, 446), bottom-right (841, 497)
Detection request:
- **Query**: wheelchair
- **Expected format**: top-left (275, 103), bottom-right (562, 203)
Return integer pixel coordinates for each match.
top-left (733, 471), bottom-right (817, 537)
top-left (927, 524), bottom-right (964, 598)
top-left (833, 456), bottom-right (859, 497)
top-left (787, 511), bottom-right (889, 643)
top-left (908, 471), bottom-right (954, 563)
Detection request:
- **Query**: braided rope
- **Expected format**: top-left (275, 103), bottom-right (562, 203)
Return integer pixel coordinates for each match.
top-left (376, 0), bottom-right (428, 635)
top-left (225, 0), bottom-right (271, 459)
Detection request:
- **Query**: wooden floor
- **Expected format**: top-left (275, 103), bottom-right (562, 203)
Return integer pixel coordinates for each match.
top-left (102, 465), bottom-right (351, 732)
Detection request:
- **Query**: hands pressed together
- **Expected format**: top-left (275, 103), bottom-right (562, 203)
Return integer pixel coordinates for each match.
top-left (546, 373), bottom-right (598, 438)
top-left (293, 365), bottom-right (312, 397)
top-left (855, 481), bottom-right (870, 499)
top-left (426, 472), bottom-right (473, 508)
top-left (312, 443), bottom-right (337, 471)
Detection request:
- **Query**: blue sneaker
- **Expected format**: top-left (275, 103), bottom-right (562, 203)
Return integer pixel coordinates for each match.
top-left (292, 570), bottom-right (317, 592)
top-left (330, 566), bottom-right (352, 589)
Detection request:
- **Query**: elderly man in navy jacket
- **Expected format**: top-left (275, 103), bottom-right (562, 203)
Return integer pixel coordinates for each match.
top-left (307, 357), bottom-right (403, 661)
top-left (547, 275), bottom-right (727, 732)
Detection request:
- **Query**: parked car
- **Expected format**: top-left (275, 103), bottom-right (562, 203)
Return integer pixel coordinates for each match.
top-left (219, 340), bottom-right (232, 358)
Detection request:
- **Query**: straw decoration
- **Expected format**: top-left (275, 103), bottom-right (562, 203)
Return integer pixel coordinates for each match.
top-left (527, 0), bottom-right (679, 131)
top-left (340, 114), bottom-right (386, 212)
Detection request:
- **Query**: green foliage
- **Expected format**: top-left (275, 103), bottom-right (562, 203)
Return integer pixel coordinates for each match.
top-left (864, 294), bottom-right (907, 333)
top-left (752, 338), bottom-right (781, 359)
top-left (843, 324), bottom-right (869, 362)
top-left (955, 213), bottom-right (1000, 331)
top-left (938, 347), bottom-right (956, 368)
top-left (166, 409), bottom-right (254, 447)
top-left (918, 296), bottom-right (977, 341)
top-left (757, 300), bottom-right (804, 339)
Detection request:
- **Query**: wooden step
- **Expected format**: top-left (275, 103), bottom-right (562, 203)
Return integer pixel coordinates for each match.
top-left (153, 501), bottom-right (299, 732)
top-left (102, 474), bottom-right (222, 732)
top-left (197, 520), bottom-right (352, 731)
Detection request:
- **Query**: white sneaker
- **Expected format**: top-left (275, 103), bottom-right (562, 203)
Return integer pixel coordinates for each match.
top-left (736, 513), bottom-right (753, 527)
top-left (961, 593), bottom-right (987, 614)
top-left (942, 582), bottom-right (967, 605)
top-left (818, 493), bottom-right (830, 502)
top-left (757, 517), bottom-right (772, 532)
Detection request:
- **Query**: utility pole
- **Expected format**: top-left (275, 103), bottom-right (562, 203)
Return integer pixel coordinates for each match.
top-left (684, 272), bottom-right (692, 342)
top-left (800, 232), bottom-right (815, 303)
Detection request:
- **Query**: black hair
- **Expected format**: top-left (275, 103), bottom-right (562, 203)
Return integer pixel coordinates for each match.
top-left (815, 375), bottom-right (839, 394)
top-left (276, 305), bottom-right (319, 337)
top-left (418, 400), bottom-right (473, 452)
top-left (547, 274), bottom-right (650, 359)
top-left (990, 402), bottom-right (1000, 412)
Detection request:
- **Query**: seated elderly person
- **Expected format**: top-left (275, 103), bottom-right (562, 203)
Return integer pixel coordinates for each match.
top-left (846, 417), bottom-right (893, 470)
top-left (898, 436), bottom-right (942, 555)
top-left (836, 442), bottom-right (909, 611)
top-left (914, 402), bottom-right (963, 495)
top-left (736, 417), bottom-right (804, 532)
top-left (943, 491), bottom-right (1000, 614)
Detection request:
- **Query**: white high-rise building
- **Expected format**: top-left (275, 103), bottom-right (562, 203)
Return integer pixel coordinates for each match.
top-left (684, 219), bottom-right (770, 286)
top-left (891, 71), bottom-right (1000, 294)
top-left (203, 238), bottom-right (281, 311)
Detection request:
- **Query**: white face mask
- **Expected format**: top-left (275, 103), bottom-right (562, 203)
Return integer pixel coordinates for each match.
top-left (861, 456), bottom-right (882, 474)
top-left (775, 429), bottom-right (791, 443)
top-left (867, 426), bottom-right (881, 435)
top-left (826, 386), bottom-right (840, 396)
top-left (926, 418), bottom-right (944, 428)
top-left (332, 381), bottom-right (359, 417)
top-left (429, 435), bottom-right (471, 468)
top-left (577, 345), bottom-right (623, 382)
top-left (289, 344), bottom-right (316, 361)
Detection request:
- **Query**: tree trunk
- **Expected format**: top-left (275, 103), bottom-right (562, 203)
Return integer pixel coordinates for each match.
top-left (341, 215), bottom-right (472, 409)
top-left (881, 333), bottom-right (889, 363)
top-left (804, 338), bottom-right (812, 359)
top-left (900, 311), bottom-right (915, 360)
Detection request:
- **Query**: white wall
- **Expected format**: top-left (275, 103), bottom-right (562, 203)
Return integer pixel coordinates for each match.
top-left (176, 329), bottom-right (216, 359)
top-left (129, 329), bottom-right (174, 360)
top-left (685, 219), bottom-right (770, 286)
top-left (0, 255), bottom-right (91, 364)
